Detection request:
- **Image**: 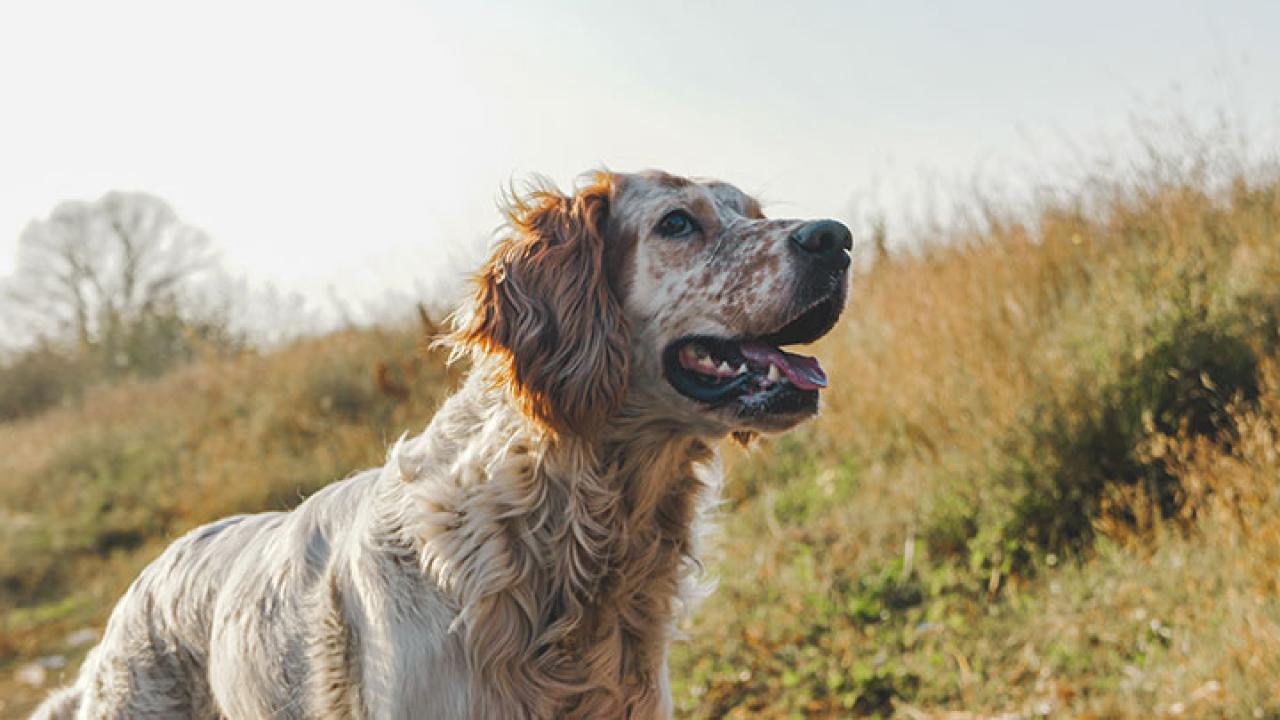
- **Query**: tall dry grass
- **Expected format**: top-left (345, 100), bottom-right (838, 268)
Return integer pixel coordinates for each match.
top-left (0, 323), bottom-right (457, 715)
top-left (673, 162), bottom-right (1280, 717)
top-left (2, 146), bottom-right (1279, 718)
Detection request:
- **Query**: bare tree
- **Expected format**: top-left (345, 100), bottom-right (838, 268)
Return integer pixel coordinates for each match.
top-left (4, 192), bottom-right (215, 369)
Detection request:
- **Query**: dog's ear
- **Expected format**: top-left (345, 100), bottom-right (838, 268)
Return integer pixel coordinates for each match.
top-left (451, 175), bottom-right (630, 439)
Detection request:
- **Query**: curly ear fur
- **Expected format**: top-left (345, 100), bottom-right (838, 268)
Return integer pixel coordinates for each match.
top-left (451, 175), bottom-right (630, 438)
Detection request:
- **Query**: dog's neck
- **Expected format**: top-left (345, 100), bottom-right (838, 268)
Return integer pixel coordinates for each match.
top-left (393, 372), bottom-right (719, 718)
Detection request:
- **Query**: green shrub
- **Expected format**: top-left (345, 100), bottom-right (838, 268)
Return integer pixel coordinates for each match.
top-left (926, 309), bottom-right (1267, 584)
top-left (0, 343), bottom-right (85, 421)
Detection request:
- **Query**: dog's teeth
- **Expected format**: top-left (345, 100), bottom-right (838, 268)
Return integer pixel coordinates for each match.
top-left (698, 356), bottom-right (716, 370)
top-left (737, 363), bottom-right (749, 375)
top-left (718, 361), bottom-right (732, 374)
top-left (767, 364), bottom-right (781, 382)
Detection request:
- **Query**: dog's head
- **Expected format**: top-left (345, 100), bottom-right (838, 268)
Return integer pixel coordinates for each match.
top-left (451, 170), bottom-right (851, 439)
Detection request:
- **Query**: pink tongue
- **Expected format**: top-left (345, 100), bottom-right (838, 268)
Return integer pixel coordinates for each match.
top-left (740, 342), bottom-right (828, 390)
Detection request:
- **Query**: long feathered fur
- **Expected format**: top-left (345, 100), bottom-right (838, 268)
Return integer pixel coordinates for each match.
top-left (33, 174), bottom-right (721, 719)
top-left (448, 174), bottom-right (630, 440)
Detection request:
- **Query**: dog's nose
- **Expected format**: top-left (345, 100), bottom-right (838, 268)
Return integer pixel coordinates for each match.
top-left (789, 220), bottom-right (852, 269)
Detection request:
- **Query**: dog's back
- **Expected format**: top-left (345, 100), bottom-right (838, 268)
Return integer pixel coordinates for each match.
top-left (32, 469), bottom-right (407, 718)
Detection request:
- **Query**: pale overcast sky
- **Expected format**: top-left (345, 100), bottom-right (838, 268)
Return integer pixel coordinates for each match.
top-left (1, 0), bottom-right (1278, 321)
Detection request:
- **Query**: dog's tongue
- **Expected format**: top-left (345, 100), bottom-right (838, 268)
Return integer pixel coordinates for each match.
top-left (740, 342), bottom-right (828, 390)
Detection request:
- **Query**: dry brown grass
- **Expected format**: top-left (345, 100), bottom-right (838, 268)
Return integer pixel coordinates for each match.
top-left (673, 163), bottom-right (1280, 717)
top-left (2, 150), bottom-right (1280, 718)
top-left (0, 325), bottom-right (457, 716)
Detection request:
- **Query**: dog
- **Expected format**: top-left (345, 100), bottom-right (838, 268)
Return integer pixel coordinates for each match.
top-left (33, 170), bottom-right (851, 719)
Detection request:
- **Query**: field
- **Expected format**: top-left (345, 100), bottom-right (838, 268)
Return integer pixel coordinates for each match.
top-left (2, 148), bottom-right (1279, 717)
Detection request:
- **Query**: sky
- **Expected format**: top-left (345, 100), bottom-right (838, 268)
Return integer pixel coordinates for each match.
top-left (1, 0), bottom-right (1278, 328)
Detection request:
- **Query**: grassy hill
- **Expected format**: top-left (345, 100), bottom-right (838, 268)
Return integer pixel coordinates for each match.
top-left (0, 325), bottom-right (460, 716)
top-left (3, 155), bottom-right (1279, 717)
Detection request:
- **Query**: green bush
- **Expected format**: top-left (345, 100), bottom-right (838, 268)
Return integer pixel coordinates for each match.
top-left (0, 343), bottom-right (85, 421)
top-left (926, 309), bottom-right (1267, 582)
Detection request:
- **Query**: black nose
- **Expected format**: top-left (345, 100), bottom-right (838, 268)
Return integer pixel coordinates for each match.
top-left (789, 220), bottom-right (852, 268)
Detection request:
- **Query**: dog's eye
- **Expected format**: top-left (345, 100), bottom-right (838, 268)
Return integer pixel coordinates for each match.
top-left (655, 209), bottom-right (699, 238)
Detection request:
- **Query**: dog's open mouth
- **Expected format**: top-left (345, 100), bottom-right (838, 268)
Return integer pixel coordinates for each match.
top-left (663, 294), bottom-right (843, 411)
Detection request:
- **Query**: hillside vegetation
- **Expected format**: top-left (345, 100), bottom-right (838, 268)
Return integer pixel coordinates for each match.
top-left (670, 157), bottom-right (1280, 717)
top-left (0, 323), bottom-right (459, 716)
top-left (3, 150), bottom-right (1280, 718)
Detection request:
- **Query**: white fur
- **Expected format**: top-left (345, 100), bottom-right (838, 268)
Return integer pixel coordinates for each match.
top-left (32, 170), bottom-right (846, 719)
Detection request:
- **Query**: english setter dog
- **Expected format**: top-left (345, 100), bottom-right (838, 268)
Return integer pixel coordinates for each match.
top-left (34, 170), bottom-right (851, 719)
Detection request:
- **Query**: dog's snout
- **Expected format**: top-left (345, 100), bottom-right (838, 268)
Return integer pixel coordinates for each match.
top-left (789, 220), bottom-right (852, 269)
